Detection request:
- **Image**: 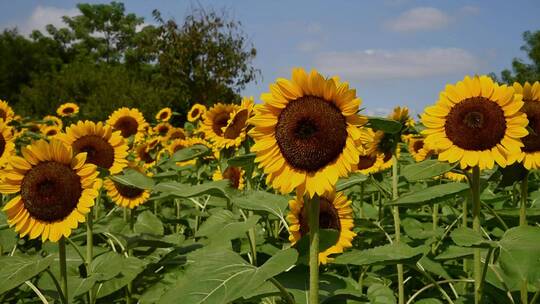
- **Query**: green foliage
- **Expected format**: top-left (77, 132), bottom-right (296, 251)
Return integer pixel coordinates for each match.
top-left (495, 29), bottom-right (540, 83)
top-left (0, 255), bottom-right (55, 294)
top-left (402, 160), bottom-right (455, 182)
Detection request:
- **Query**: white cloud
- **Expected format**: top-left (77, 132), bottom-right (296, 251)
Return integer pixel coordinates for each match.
top-left (314, 48), bottom-right (480, 80)
top-left (17, 6), bottom-right (78, 35)
top-left (385, 7), bottom-right (450, 32)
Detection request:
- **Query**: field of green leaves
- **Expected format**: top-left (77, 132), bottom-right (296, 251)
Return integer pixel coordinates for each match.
top-left (0, 69), bottom-right (539, 304)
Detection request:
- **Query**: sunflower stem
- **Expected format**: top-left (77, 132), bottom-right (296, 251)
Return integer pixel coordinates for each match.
top-left (520, 171), bottom-right (529, 227)
top-left (432, 203), bottom-right (439, 254)
top-left (308, 195), bottom-right (320, 304)
top-left (392, 155), bottom-right (405, 304)
top-left (359, 182), bottom-right (365, 218)
top-left (462, 197), bottom-right (469, 273)
top-left (471, 166), bottom-right (482, 304)
top-left (59, 238), bottom-right (69, 304)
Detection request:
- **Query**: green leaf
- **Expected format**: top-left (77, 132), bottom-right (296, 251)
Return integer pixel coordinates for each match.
top-left (90, 252), bottom-right (124, 281)
top-left (95, 256), bottom-right (147, 298)
top-left (295, 229), bottom-right (340, 264)
top-left (450, 227), bottom-right (496, 248)
top-left (153, 180), bottom-right (230, 202)
top-left (232, 190), bottom-right (288, 220)
top-left (334, 243), bottom-right (425, 266)
top-left (367, 283), bottom-right (396, 304)
top-left (227, 153), bottom-right (256, 168)
top-left (367, 117), bottom-right (402, 134)
top-left (336, 173), bottom-right (367, 191)
top-left (498, 226), bottom-right (540, 286)
top-left (390, 183), bottom-right (469, 206)
top-left (0, 255), bottom-right (54, 294)
top-left (158, 248), bottom-right (298, 304)
top-left (416, 299), bottom-right (444, 304)
top-left (134, 210), bottom-right (164, 236)
top-left (171, 144), bottom-right (209, 162)
top-left (418, 256), bottom-right (451, 280)
top-left (109, 168), bottom-right (154, 190)
top-left (402, 217), bottom-right (443, 240)
top-left (435, 246), bottom-right (474, 260)
top-left (196, 209), bottom-right (260, 241)
top-left (498, 162), bottom-right (528, 187)
top-left (402, 160), bottom-right (455, 182)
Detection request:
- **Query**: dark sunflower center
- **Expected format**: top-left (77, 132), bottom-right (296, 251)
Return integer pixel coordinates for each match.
top-left (212, 112), bottom-right (231, 136)
top-left (72, 135), bottom-right (115, 169)
top-left (444, 97), bottom-right (506, 150)
top-left (21, 162), bottom-right (82, 222)
top-left (159, 112), bottom-right (169, 120)
top-left (0, 109), bottom-right (6, 120)
top-left (358, 154), bottom-right (376, 170)
top-left (383, 151), bottom-right (392, 162)
top-left (114, 116), bottom-right (139, 138)
top-left (192, 109), bottom-right (199, 117)
top-left (413, 140), bottom-right (424, 153)
top-left (275, 96), bottom-right (347, 172)
top-left (63, 107), bottom-right (74, 114)
top-left (299, 198), bottom-right (341, 236)
top-left (521, 100), bottom-right (540, 152)
top-left (223, 166), bottom-right (242, 189)
top-left (0, 134), bottom-right (5, 156)
top-left (169, 130), bottom-right (185, 140)
top-left (224, 109), bottom-right (248, 139)
top-left (114, 181), bottom-right (144, 199)
top-left (46, 129), bottom-right (58, 136)
top-left (138, 146), bottom-right (154, 164)
top-left (29, 125), bottom-right (40, 133)
top-left (172, 144), bottom-right (185, 153)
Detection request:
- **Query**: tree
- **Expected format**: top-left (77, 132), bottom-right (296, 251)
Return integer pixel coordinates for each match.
top-left (496, 30), bottom-right (540, 84)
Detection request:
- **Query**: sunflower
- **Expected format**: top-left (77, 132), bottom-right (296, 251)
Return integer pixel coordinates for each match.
top-left (287, 190), bottom-right (355, 264)
top-left (107, 107), bottom-right (147, 141)
top-left (156, 107), bottom-right (173, 122)
top-left (213, 166), bottom-right (245, 190)
top-left (200, 103), bottom-right (239, 148)
top-left (41, 125), bottom-right (61, 137)
top-left (166, 127), bottom-right (186, 141)
top-left (249, 68), bottom-right (367, 197)
top-left (390, 106), bottom-right (415, 128)
top-left (355, 152), bottom-right (384, 175)
top-left (104, 164), bottom-right (150, 209)
top-left (0, 121), bottom-right (15, 167)
top-left (368, 130), bottom-right (400, 171)
top-left (56, 102), bottom-right (79, 117)
top-left (43, 115), bottom-right (63, 129)
top-left (422, 75), bottom-right (528, 170)
top-left (154, 122), bottom-right (172, 138)
top-left (0, 100), bottom-right (15, 122)
top-left (509, 81), bottom-right (540, 169)
top-left (0, 140), bottom-right (99, 242)
top-left (408, 136), bottom-right (432, 162)
top-left (216, 97), bottom-right (255, 148)
top-left (166, 137), bottom-right (209, 166)
top-left (443, 171), bottom-right (468, 182)
top-left (57, 121), bottom-right (128, 174)
top-left (188, 104), bottom-right (207, 122)
top-left (135, 142), bottom-right (157, 169)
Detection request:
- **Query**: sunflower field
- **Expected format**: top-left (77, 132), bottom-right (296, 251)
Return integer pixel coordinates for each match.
top-left (0, 68), bottom-right (539, 304)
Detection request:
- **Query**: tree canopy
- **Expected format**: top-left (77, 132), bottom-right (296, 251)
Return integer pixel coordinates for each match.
top-left (496, 30), bottom-right (540, 84)
top-left (0, 2), bottom-right (259, 122)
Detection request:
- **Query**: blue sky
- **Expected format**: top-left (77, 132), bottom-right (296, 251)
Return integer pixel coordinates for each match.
top-left (1, 0), bottom-right (539, 117)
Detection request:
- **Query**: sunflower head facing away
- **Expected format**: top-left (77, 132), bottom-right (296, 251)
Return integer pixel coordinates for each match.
top-left (511, 81), bottom-right (540, 169)
top-left (422, 75), bottom-right (528, 170)
top-left (57, 121), bottom-right (129, 174)
top-left (287, 191), bottom-right (356, 264)
top-left (0, 121), bottom-right (15, 167)
top-left (213, 166), bottom-right (245, 190)
top-left (249, 68), bottom-right (368, 197)
top-left (107, 107), bottom-right (147, 141)
top-left (156, 107), bottom-right (173, 122)
top-left (0, 100), bottom-right (15, 123)
top-left (0, 140), bottom-right (99, 242)
top-left (56, 102), bottom-right (79, 117)
top-left (188, 104), bottom-right (207, 122)
top-left (408, 136), bottom-right (433, 162)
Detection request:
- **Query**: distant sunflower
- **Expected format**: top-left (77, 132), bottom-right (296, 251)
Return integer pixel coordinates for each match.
top-left (287, 191), bottom-right (356, 264)
top-left (154, 122), bottom-right (172, 138)
top-left (156, 107), bottom-right (173, 122)
top-left (42, 125), bottom-right (61, 137)
top-left (166, 127), bottom-right (186, 141)
top-left (368, 130), bottom-right (400, 171)
top-left (0, 140), bottom-right (99, 242)
top-left (188, 104), bottom-right (207, 122)
top-left (249, 68), bottom-right (367, 197)
top-left (355, 152), bottom-right (384, 175)
top-left (107, 107), bottom-right (147, 141)
top-left (217, 97), bottom-right (255, 148)
top-left (390, 106), bottom-right (415, 128)
top-left (57, 121), bottom-right (128, 174)
top-left (135, 142), bottom-right (157, 169)
top-left (0, 121), bottom-right (15, 167)
top-left (104, 164), bottom-right (150, 209)
top-left (200, 103), bottom-right (238, 147)
top-left (0, 100), bottom-right (15, 122)
top-left (408, 137), bottom-right (432, 162)
top-left (56, 103), bottom-right (79, 117)
top-left (43, 115), bottom-right (63, 129)
top-left (166, 137), bottom-right (209, 166)
top-left (213, 166), bottom-right (245, 190)
top-left (510, 81), bottom-right (540, 169)
top-left (422, 75), bottom-right (528, 170)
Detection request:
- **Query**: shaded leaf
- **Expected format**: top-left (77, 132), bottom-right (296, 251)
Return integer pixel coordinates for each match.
top-left (134, 210), bottom-right (164, 236)
top-left (402, 160), bottom-right (455, 182)
top-left (0, 255), bottom-right (54, 294)
top-left (110, 168), bottom-right (154, 189)
top-left (390, 183), bottom-right (469, 206)
top-left (334, 243), bottom-right (425, 266)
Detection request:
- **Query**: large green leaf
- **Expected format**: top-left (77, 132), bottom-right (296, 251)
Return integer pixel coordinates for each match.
top-left (435, 246), bottom-right (474, 260)
top-left (402, 217), bottom-right (443, 240)
top-left (390, 183), bottom-right (469, 206)
top-left (232, 190), bottom-right (288, 220)
top-left (153, 180), bottom-right (230, 201)
top-left (95, 255), bottom-right (147, 298)
top-left (367, 117), bottom-right (402, 134)
top-left (402, 160), bottom-right (455, 182)
top-left (134, 210), bottom-right (164, 236)
top-left (498, 226), bottom-right (540, 288)
top-left (450, 227), bottom-right (496, 248)
top-left (367, 283), bottom-right (396, 304)
top-left (158, 248), bottom-right (298, 304)
top-left (0, 255), bottom-right (55, 294)
top-left (336, 173), bottom-right (368, 191)
top-left (109, 168), bottom-right (154, 189)
top-left (334, 243), bottom-right (426, 266)
top-left (195, 209), bottom-right (260, 241)
top-left (170, 144), bottom-right (209, 162)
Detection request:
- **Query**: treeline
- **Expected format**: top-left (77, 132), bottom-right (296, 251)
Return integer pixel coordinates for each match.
top-left (0, 2), bottom-right (259, 122)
